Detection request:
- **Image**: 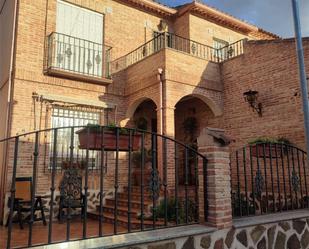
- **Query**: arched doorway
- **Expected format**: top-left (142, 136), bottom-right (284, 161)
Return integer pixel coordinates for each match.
top-left (128, 99), bottom-right (157, 187)
top-left (132, 99), bottom-right (157, 133)
top-left (175, 95), bottom-right (218, 185)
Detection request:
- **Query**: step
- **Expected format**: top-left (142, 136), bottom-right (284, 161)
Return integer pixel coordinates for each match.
top-left (123, 186), bottom-right (152, 194)
top-left (103, 213), bottom-right (165, 228)
top-left (105, 198), bottom-right (152, 210)
top-left (98, 205), bottom-right (141, 218)
top-left (117, 192), bottom-right (153, 202)
top-left (88, 211), bottom-right (165, 229)
top-left (123, 186), bottom-right (164, 196)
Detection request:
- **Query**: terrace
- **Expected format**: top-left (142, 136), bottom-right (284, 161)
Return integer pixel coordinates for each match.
top-left (111, 32), bottom-right (245, 73)
top-left (1, 126), bottom-right (207, 248)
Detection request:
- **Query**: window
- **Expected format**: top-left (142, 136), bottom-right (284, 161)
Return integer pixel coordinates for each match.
top-left (52, 0), bottom-right (104, 77)
top-left (153, 31), bottom-right (174, 51)
top-left (56, 0), bottom-right (103, 44)
top-left (213, 38), bottom-right (229, 60)
top-left (49, 108), bottom-right (101, 170)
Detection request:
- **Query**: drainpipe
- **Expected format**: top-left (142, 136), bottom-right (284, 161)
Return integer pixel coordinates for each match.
top-left (0, 0), bottom-right (19, 224)
top-left (157, 68), bottom-right (164, 179)
top-left (291, 0), bottom-right (309, 163)
top-left (158, 68), bottom-right (164, 135)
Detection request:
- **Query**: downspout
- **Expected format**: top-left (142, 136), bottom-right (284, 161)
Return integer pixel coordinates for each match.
top-left (158, 68), bottom-right (164, 135)
top-left (0, 0), bottom-right (19, 223)
top-left (157, 68), bottom-right (164, 179)
top-left (291, 0), bottom-right (309, 166)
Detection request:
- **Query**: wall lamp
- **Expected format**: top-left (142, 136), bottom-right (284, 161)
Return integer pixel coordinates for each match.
top-left (243, 90), bottom-right (263, 116)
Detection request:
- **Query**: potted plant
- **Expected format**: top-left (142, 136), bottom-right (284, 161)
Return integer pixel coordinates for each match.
top-left (131, 148), bottom-right (153, 186)
top-left (135, 117), bottom-right (148, 131)
top-left (146, 198), bottom-right (198, 224)
top-left (249, 137), bottom-right (291, 158)
top-left (76, 124), bottom-right (141, 151)
top-left (61, 160), bottom-right (87, 170)
top-left (183, 117), bottom-right (198, 139)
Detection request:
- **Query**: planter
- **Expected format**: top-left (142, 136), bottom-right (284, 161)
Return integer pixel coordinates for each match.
top-left (251, 144), bottom-right (282, 158)
top-left (132, 164), bottom-right (152, 186)
top-left (76, 128), bottom-right (141, 151)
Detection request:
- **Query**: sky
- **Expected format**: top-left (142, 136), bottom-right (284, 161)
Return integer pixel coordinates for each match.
top-left (158, 0), bottom-right (309, 38)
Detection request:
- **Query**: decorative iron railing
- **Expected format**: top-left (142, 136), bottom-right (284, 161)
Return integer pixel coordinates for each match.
top-left (231, 142), bottom-right (309, 218)
top-left (216, 39), bottom-right (245, 63)
top-left (47, 32), bottom-right (112, 79)
top-left (111, 32), bottom-right (245, 72)
top-left (111, 33), bottom-right (166, 73)
top-left (1, 126), bottom-right (207, 249)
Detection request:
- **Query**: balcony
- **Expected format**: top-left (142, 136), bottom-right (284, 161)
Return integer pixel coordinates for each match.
top-left (46, 32), bottom-right (112, 85)
top-left (111, 32), bottom-right (245, 73)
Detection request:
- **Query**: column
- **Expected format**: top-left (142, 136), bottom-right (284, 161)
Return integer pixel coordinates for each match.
top-left (198, 127), bottom-right (232, 229)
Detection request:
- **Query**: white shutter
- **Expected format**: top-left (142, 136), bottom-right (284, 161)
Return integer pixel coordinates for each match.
top-left (54, 0), bottom-right (104, 77)
top-left (56, 0), bottom-right (103, 44)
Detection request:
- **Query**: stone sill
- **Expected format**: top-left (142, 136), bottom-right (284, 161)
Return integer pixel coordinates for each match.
top-left (45, 68), bottom-right (113, 85)
top-left (233, 209), bottom-right (309, 229)
top-left (32, 225), bottom-right (216, 249)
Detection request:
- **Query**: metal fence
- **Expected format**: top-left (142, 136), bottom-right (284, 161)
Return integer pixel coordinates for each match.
top-left (2, 126), bottom-right (207, 248)
top-left (231, 142), bottom-right (309, 218)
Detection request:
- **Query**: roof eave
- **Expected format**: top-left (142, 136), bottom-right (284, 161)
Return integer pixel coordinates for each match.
top-left (176, 1), bottom-right (278, 40)
top-left (116, 0), bottom-right (176, 17)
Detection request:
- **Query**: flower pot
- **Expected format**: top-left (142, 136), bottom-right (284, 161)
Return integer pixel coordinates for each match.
top-left (251, 144), bottom-right (282, 158)
top-left (132, 164), bottom-right (152, 186)
top-left (76, 128), bottom-right (141, 151)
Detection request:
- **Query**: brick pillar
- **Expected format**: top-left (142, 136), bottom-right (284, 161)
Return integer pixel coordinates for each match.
top-left (197, 127), bottom-right (232, 229)
top-left (156, 106), bottom-right (176, 187)
top-left (164, 106), bottom-right (176, 187)
top-left (162, 106), bottom-right (175, 137)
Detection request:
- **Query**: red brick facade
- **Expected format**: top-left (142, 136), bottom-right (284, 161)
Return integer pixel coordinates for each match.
top-left (0, 0), bottom-right (308, 231)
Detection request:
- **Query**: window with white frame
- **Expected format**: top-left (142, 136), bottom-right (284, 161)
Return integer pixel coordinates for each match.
top-left (49, 107), bottom-right (101, 170)
top-left (53, 0), bottom-right (104, 76)
top-left (56, 0), bottom-right (103, 44)
top-left (213, 38), bottom-right (229, 60)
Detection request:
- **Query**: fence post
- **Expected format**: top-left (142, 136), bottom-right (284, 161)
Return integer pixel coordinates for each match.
top-left (197, 127), bottom-right (232, 229)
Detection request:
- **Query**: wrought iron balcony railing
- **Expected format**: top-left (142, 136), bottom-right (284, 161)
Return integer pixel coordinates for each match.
top-left (46, 32), bottom-right (112, 80)
top-left (112, 32), bottom-right (245, 72)
top-left (216, 39), bottom-right (245, 63)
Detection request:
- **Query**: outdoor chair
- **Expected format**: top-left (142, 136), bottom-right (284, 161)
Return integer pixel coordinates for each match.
top-left (6, 177), bottom-right (47, 229)
top-left (58, 167), bottom-right (86, 222)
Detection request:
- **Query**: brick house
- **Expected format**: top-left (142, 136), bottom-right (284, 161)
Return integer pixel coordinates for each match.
top-left (1, 0), bottom-right (309, 248)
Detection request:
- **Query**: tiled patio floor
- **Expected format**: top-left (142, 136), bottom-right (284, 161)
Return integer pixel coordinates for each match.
top-left (0, 219), bottom-right (127, 249)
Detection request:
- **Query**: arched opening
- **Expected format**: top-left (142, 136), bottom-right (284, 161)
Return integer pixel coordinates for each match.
top-left (175, 95), bottom-right (217, 185)
top-left (132, 99), bottom-right (157, 133)
top-left (126, 97), bottom-right (157, 122)
top-left (128, 99), bottom-right (157, 187)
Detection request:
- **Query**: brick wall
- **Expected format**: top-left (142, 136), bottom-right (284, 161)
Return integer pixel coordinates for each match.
top-left (189, 14), bottom-right (248, 46)
top-left (221, 39), bottom-right (309, 152)
top-left (0, 0), bottom-right (289, 225)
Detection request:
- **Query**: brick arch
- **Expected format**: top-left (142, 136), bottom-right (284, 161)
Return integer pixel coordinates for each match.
top-left (173, 93), bottom-right (223, 117)
top-left (125, 96), bottom-right (158, 120)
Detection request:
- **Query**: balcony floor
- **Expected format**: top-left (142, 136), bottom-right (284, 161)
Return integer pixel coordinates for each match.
top-left (0, 219), bottom-right (128, 249)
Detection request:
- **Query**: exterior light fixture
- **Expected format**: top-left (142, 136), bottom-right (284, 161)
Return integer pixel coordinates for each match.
top-left (243, 90), bottom-right (262, 116)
